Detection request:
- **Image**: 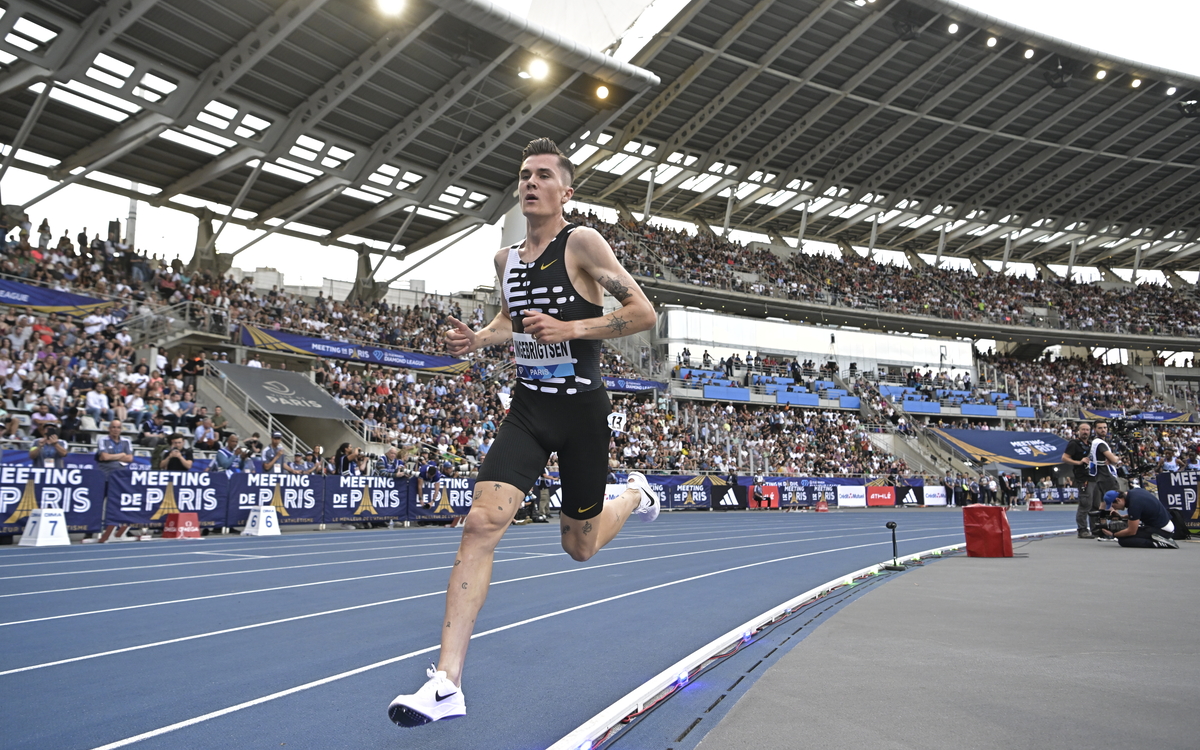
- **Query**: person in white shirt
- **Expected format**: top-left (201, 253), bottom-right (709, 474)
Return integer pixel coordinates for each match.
top-left (85, 385), bottom-right (114, 424)
top-left (246, 354), bottom-right (263, 368)
top-left (42, 377), bottom-right (68, 411)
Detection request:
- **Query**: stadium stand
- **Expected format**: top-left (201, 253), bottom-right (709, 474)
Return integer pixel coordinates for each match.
top-left (566, 208), bottom-right (1200, 337)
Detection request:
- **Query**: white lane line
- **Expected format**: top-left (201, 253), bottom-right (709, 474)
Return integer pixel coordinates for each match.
top-left (82, 531), bottom-right (963, 750)
top-left (0, 532), bottom-right (847, 625)
top-left (191, 552), bottom-right (267, 560)
top-left (0, 531), bottom-right (957, 671)
top-left (0, 518), bottom-right (892, 569)
top-left (0, 525), bottom-right (946, 599)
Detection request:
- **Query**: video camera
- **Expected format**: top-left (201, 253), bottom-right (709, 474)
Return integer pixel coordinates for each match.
top-left (1089, 510), bottom-right (1128, 535)
top-left (1106, 417), bottom-right (1156, 477)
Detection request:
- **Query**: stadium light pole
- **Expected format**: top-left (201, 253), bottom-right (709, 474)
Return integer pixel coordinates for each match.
top-left (797, 201), bottom-right (808, 251)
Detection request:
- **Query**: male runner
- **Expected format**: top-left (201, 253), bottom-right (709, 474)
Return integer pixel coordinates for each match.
top-left (388, 137), bottom-right (661, 727)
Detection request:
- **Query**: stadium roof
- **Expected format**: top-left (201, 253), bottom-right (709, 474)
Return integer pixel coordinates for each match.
top-left (571, 0), bottom-right (1200, 274)
top-left (0, 0), bottom-right (658, 261)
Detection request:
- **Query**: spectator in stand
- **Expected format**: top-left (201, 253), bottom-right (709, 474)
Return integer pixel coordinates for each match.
top-left (30, 402), bottom-right (59, 437)
top-left (139, 412), bottom-right (168, 448)
top-left (156, 433), bottom-right (194, 471)
top-left (96, 419), bottom-right (134, 474)
top-left (193, 418), bottom-right (219, 451)
top-left (212, 405), bottom-right (231, 440)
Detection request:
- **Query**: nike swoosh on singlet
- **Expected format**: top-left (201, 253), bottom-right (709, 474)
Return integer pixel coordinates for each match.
top-left (435, 690), bottom-right (457, 702)
top-left (540, 259), bottom-right (558, 270)
top-left (576, 503), bottom-right (597, 515)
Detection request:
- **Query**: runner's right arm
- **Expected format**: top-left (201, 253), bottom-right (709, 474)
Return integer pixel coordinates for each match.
top-left (445, 248), bottom-right (513, 356)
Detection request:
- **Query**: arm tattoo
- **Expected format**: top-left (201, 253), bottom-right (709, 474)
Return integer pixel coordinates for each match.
top-left (598, 274), bottom-right (632, 302)
top-left (587, 313), bottom-right (630, 336)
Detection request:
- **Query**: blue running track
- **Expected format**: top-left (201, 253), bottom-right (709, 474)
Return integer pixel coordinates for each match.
top-left (0, 509), bottom-right (1073, 750)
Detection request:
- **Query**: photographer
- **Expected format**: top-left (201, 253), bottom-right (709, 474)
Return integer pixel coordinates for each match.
top-left (375, 447), bottom-right (405, 478)
top-left (28, 425), bottom-right (68, 468)
top-left (1096, 490), bottom-right (1179, 549)
top-left (211, 434), bottom-right (252, 473)
top-left (333, 442), bottom-right (366, 475)
top-left (1086, 421), bottom-right (1122, 533)
top-left (156, 433), bottom-right (194, 471)
top-left (1061, 422), bottom-right (1094, 538)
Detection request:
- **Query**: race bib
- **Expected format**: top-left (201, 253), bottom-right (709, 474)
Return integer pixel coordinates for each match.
top-left (512, 332), bottom-right (577, 380)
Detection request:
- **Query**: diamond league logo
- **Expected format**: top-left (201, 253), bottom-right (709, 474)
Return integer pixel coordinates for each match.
top-left (373, 351), bottom-right (385, 361)
top-left (262, 381), bottom-right (296, 397)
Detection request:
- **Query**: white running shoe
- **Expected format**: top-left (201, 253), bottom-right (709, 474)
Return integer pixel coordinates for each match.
top-left (388, 665), bottom-right (466, 727)
top-left (627, 471), bottom-right (660, 523)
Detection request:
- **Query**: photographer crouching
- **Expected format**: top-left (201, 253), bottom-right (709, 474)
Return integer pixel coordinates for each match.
top-left (1094, 490), bottom-right (1179, 549)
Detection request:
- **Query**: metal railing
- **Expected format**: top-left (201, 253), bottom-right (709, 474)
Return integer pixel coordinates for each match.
top-left (120, 301), bottom-right (229, 348)
top-left (201, 370), bottom-right (309, 457)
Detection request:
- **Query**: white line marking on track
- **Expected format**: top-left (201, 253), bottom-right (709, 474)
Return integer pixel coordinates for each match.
top-left (82, 531), bottom-right (963, 750)
top-left (0, 525), bottom-right (951, 601)
top-left (2, 531), bottom-right (959, 674)
top-left (190, 552), bottom-right (267, 559)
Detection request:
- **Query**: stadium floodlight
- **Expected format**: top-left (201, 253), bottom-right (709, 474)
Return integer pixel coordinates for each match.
top-left (1095, 69), bottom-right (1107, 80)
top-left (1024, 49), bottom-right (1034, 60)
top-left (1178, 100), bottom-right (1200, 118)
top-left (1131, 79), bottom-right (1142, 88)
top-left (377, 0), bottom-right (404, 15)
top-left (1045, 58), bottom-right (1072, 88)
top-left (948, 23), bottom-right (959, 34)
top-left (528, 58), bottom-right (549, 80)
top-left (1167, 86), bottom-right (1178, 95)
top-left (986, 37), bottom-right (997, 47)
top-left (596, 85), bottom-right (609, 100)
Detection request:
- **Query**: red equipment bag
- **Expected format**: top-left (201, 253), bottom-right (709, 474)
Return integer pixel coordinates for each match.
top-left (963, 504), bottom-right (1013, 557)
top-left (163, 513), bottom-right (201, 539)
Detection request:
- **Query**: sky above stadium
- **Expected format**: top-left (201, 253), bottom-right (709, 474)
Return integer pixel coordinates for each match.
top-left (3, 0), bottom-right (1195, 296)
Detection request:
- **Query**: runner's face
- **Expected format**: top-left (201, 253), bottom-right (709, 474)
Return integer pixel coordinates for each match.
top-left (519, 154), bottom-right (572, 219)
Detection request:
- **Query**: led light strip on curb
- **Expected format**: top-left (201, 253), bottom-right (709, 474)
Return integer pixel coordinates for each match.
top-left (549, 528), bottom-right (1075, 750)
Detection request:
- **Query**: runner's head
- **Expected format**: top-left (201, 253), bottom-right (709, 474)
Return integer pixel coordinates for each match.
top-left (519, 138), bottom-right (573, 216)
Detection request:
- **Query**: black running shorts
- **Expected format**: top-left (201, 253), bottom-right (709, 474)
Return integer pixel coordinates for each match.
top-left (476, 385), bottom-right (611, 520)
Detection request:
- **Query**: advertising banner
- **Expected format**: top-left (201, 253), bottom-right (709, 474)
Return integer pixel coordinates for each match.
top-left (105, 470), bottom-right (230, 528)
top-left (866, 486), bottom-right (896, 507)
top-left (226, 473), bottom-right (324, 527)
top-left (240, 325), bottom-right (469, 374)
top-left (602, 376), bottom-right (667, 393)
top-left (211, 362), bottom-right (357, 420)
top-left (1156, 471), bottom-right (1200, 534)
top-left (836, 485), bottom-right (867, 508)
top-left (323, 474), bottom-right (410, 524)
top-left (409, 476), bottom-right (472, 521)
top-left (0, 466), bottom-right (105, 533)
top-left (767, 478), bottom-right (811, 509)
top-left (929, 428), bottom-right (1068, 467)
top-left (924, 485), bottom-right (947, 506)
top-left (1081, 409), bottom-right (1196, 424)
top-left (0, 278), bottom-right (114, 316)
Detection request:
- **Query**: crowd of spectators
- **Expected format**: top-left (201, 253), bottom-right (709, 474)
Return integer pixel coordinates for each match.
top-left (564, 208), bottom-right (1200, 338)
top-left (6, 209), bottom-right (1199, 482)
top-left (978, 352), bottom-right (1173, 415)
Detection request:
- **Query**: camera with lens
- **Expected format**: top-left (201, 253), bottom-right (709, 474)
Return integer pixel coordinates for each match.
top-left (1089, 510), bottom-right (1128, 535)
